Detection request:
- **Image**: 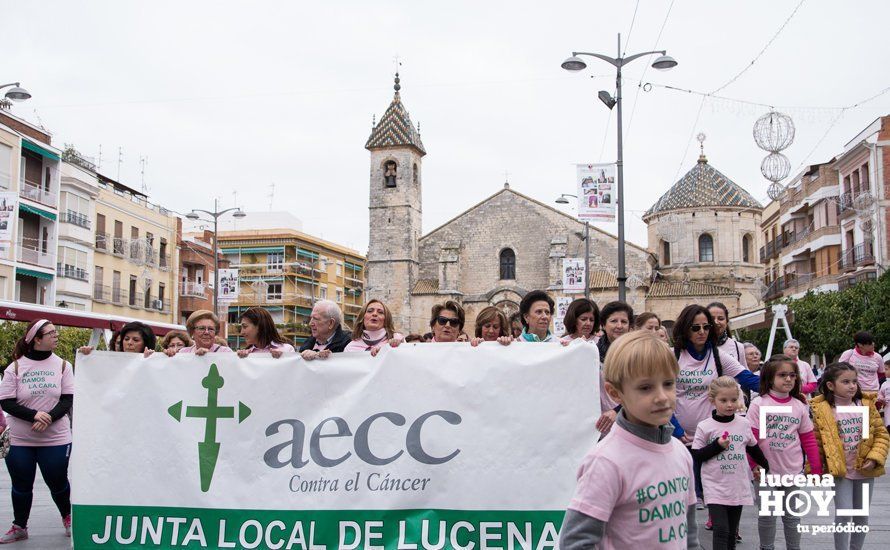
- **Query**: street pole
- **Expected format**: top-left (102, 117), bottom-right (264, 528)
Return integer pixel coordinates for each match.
top-left (584, 221), bottom-right (590, 300)
top-left (213, 197), bottom-right (219, 318)
top-left (561, 34), bottom-right (677, 304)
top-left (615, 34), bottom-right (626, 302)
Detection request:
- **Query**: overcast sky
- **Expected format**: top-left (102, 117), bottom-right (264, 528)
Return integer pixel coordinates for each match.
top-left (4, 1), bottom-right (889, 254)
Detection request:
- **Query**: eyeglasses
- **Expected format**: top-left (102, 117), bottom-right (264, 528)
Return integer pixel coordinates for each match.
top-left (435, 316), bottom-right (461, 328)
top-left (776, 372), bottom-right (798, 379)
top-left (690, 324), bottom-right (711, 333)
top-left (38, 330), bottom-right (58, 338)
top-left (194, 326), bottom-right (217, 333)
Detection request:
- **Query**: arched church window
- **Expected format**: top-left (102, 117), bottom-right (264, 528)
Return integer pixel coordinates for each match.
top-left (384, 161), bottom-right (398, 188)
top-left (698, 233), bottom-right (714, 262)
top-left (499, 248), bottom-right (515, 280)
top-left (413, 163), bottom-right (418, 185)
top-left (742, 234), bottom-right (752, 263)
top-left (662, 240), bottom-right (671, 266)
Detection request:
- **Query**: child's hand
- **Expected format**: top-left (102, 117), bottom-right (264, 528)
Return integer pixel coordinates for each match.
top-left (718, 431), bottom-right (730, 449)
top-left (861, 459), bottom-right (877, 471)
top-left (680, 433), bottom-right (694, 445)
top-left (751, 465), bottom-right (762, 479)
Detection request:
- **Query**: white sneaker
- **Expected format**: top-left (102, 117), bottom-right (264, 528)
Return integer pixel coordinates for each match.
top-left (63, 514), bottom-right (71, 537)
top-left (0, 524), bottom-right (28, 544)
top-left (695, 498), bottom-right (705, 510)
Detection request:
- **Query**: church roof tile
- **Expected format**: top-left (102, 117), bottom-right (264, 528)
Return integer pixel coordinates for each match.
top-left (365, 73), bottom-right (426, 155)
top-left (644, 155), bottom-right (762, 218)
top-left (646, 280), bottom-right (740, 298)
top-left (411, 279), bottom-right (439, 295)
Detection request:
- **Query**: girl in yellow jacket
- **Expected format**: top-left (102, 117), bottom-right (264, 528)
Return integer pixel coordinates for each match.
top-left (812, 362), bottom-right (889, 550)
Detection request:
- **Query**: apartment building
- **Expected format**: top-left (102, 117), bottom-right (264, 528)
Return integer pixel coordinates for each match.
top-left (92, 174), bottom-right (178, 323)
top-left (833, 116), bottom-right (890, 290)
top-left (218, 228), bottom-right (365, 348)
top-left (56, 154), bottom-right (100, 310)
top-left (0, 109), bottom-right (61, 305)
top-left (764, 162), bottom-right (842, 299)
top-left (178, 227), bottom-right (228, 324)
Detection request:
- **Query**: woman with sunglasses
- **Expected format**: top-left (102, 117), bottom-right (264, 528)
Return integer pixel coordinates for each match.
top-left (0, 320), bottom-right (73, 542)
top-left (428, 301), bottom-right (465, 343)
top-left (672, 304), bottom-right (760, 509)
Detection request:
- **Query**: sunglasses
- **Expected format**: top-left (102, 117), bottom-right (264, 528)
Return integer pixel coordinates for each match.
top-left (690, 324), bottom-right (711, 333)
top-left (435, 316), bottom-right (461, 328)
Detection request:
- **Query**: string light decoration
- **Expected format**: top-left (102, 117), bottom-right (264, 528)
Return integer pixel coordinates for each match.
top-left (657, 213), bottom-right (684, 244)
top-left (753, 111), bottom-right (795, 200)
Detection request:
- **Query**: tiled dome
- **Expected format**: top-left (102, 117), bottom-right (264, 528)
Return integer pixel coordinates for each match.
top-left (365, 73), bottom-right (426, 156)
top-left (644, 155), bottom-right (762, 219)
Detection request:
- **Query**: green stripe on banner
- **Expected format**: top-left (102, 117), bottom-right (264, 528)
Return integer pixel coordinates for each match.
top-left (72, 506), bottom-right (564, 548)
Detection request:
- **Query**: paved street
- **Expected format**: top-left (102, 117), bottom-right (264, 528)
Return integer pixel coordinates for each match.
top-left (1, 472), bottom-right (889, 548)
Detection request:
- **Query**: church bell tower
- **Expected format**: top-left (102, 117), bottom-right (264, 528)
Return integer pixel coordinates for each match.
top-left (365, 73), bottom-right (426, 331)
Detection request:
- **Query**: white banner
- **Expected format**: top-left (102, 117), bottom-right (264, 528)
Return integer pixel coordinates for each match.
top-left (0, 191), bottom-right (18, 244)
top-left (576, 163), bottom-right (616, 222)
top-left (562, 257), bottom-right (585, 294)
top-left (218, 268), bottom-right (239, 302)
top-left (554, 297), bottom-right (572, 336)
top-left (72, 345), bottom-right (599, 548)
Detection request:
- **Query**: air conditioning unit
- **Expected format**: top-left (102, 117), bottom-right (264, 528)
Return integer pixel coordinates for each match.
top-left (152, 299), bottom-right (164, 310)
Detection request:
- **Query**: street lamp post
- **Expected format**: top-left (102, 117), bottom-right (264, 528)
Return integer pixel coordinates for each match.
top-left (562, 34), bottom-right (677, 302)
top-left (555, 194), bottom-right (590, 300)
top-left (186, 198), bottom-right (246, 318)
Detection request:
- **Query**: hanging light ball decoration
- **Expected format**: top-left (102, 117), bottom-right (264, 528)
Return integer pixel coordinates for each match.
top-left (754, 110), bottom-right (796, 201)
top-left (761, 152), bottom-right (791, 183)
top-left (853, 192), bottom-right (876, 218)
top-left (767, 182), bottom-right (785, 201)
top-left (753, 111), bottom-right (795, 153)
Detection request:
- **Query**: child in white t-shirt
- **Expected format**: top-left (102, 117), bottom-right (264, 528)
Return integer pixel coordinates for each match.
top-left (559, 331), bottom-right (699, 550)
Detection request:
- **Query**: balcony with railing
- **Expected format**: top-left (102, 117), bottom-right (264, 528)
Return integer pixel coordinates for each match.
top-left (61, 211), bottom-right (90, 229)
top-left (841, 242), bottom-right (875, 271)
top-left (19, 181), bottom-right (58, 208)
top-left (180, 281), bottom-right (206, 298)
top-left (93, 284), bottom-right (128, 305)
top-left (16, 241), bottom-right (55, 269)
top-left (56, 264), bottom-right (89, 282)
top-left (839, 192), bottom-right (854, 215)
top-left (159, 254), bottom-right (171, 271)
top-left (781, 226), bottom-right (811, 250)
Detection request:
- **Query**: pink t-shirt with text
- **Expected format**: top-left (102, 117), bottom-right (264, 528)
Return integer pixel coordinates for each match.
top-left (675, 348), bottom-right (747, 435)
top-left (747, 393), bottom-right (814, 475)
top-left (693, 415), bottom-right (757, 505)
top-left (833, 402), bottom-right (865, 480)
top-left (839, 349), bottom-right (885, 391)
top-left (0, 354), bottom-right (74, 446)
top-left (717, 337), bottom-right (744, 364)
top-left (568, 422), bottom-right (696, 549)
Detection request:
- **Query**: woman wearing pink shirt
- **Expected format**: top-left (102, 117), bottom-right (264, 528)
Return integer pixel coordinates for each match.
top-left (671, 304), bottom-right (759, 508)
top-left (707, 302), bottom-right (745, 364)
top-left (838, 331), bottom-right (886, 391)
top-left (559, 298), bottom-right (599, 344)
top-left (595, 302), bottom-right (633, 435)
top-left (0, 320), bottom-right (73, 543)
top-left (344, 300), bottom-right (403, 356)
top-left (780, 338), bottom-right (817, 394)
top-left (170, 310), bottom-right (233, 356)
top-left (235, 307), bottom-right (295, 358)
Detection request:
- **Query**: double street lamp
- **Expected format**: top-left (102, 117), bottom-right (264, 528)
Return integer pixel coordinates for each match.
top-left (561, 33), bottom-right (677, 302)
top-left (555, 193), bottom-right (591, 300)
top-left (186, 199), bottom-right (246, 318)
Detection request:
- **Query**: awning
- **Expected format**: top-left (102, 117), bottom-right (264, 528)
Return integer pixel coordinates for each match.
top-left (296, 277), bottom-right (319, 286)
top-left (19, 203), bottom-right (57, 221)
top-left (22, 140), bottom-right (60, 161)
top-left (240, 276), bottom-right (285, 282)
top-left (16, 267), bottom-right (54, 281)
top-left (297, 249), bottom-right (319, 260)
top-left (344, 261), bottom-right (363, 271)
top-left (296, 307), bottom-right (312, 316)
top-left (241, 247), bottom-right (285, 254)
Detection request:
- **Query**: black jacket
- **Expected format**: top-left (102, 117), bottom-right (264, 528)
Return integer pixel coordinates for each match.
top-left (298, 326), bottom-right (352, 353)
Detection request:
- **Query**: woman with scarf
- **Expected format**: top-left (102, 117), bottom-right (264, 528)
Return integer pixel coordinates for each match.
top-left (517, 290), bottom-right (556, 342)
top-left (344, 300), bottom-right (404, 356)
top-left (594, 301), bottom-right (633, 435)
top-left (672, 304), bottom-right (760, 509)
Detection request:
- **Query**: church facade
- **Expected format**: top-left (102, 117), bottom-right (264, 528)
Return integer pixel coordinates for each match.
top-left (365, 76), bottom-right (652, 335)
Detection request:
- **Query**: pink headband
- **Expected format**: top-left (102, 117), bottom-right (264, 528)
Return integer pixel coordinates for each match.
top-left (25, 319), bottom-right (51, 344)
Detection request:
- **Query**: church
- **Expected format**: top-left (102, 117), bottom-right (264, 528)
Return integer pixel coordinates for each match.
top-left (365, 75), bottom-right (764, 334)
